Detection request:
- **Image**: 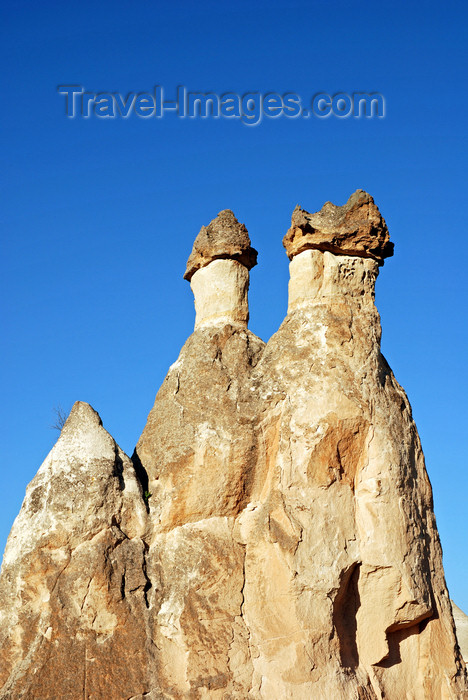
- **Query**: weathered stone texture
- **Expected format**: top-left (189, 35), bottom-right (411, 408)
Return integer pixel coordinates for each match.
top-left (184, 209), bottom-right (257, 281)
top-left (283, 189), bottom-right (394, 264)
top-left (0, 402), bottom-right (153, 699)
top-left (0, 196), bottom-right (466, 699)
top-left (239, 248), bottom-right (465, 698)
top-left (190, 259), bottom-right (250, 329)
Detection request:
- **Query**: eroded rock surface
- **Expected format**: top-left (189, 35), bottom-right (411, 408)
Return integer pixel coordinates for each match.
top-left (0, 402), bottom-right (153, 699)
top-left (283, 189), bottom-right (394, 264)
top-left (239, 248), bottom-right (464, 698)
top-left (1, 196), bottom-right (466, 699)
top-left (184, 209), bottom-right (257, 281)
top-left (190, 259), bottom-right (251, 329)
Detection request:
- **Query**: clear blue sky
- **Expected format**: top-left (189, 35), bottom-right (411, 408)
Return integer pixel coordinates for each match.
top-left (1, 1), bottom-right (467, 610)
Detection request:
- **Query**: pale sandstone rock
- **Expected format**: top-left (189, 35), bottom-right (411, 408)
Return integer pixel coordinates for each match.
top-left (191, 259), bottom-right (250, 329)
top-left (133, 197), bottom-right (466, 698)
top-left (238, 244), bottom-right (465, 698)
top-left (135, 232), bottom-right (264, 696)
top-left (1, 194), bottom-right (467, 699)
top-left (0, 402), bottom-right (153, 699)
top-left (134, 317), bottom-right (264, 697)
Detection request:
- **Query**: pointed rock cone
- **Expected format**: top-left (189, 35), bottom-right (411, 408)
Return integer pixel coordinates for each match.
top-left (185, 209), bottom-right (258, 329)
top-left (0, 402), bottom-right (152, 700)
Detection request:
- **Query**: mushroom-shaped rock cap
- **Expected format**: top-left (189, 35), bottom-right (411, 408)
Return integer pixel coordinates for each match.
top-left (283, 190), bottom-right (394, 265)
top-left (184, 209), bottom-right (258, 281)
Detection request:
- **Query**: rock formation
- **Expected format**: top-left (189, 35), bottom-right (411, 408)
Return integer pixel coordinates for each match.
top-left (1, 194), bottom-right (467, 699)
top-left (0, 403), bottom-right (152, 699)
top-left (184, 209), bottom-right (258, 282)
top-left (283, 189), bottom-right (394, 264)
top-left (453, 603), bottom-right (468, 663)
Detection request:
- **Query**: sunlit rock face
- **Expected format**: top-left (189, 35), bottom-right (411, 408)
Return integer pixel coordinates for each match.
top-left (1, 196), bottom-right (467, 699)
top-left (241, 244), bottom-right (462, 698)
top-left (190, 259), bottom-right (250, 329)
top-left (0, 402), bottom-right (152, 699)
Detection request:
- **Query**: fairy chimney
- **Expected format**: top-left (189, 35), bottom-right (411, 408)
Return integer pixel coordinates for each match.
top-left (1, 194), bottom-right (466, 700)
top-left (184, 209), bottom-right (257, 328)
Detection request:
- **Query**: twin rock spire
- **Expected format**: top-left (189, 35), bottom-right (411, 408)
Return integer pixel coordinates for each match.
top-left (185, 190), bottom-right (393, 328)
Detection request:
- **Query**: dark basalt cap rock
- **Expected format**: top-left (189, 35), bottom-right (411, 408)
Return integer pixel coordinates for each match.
top-left (283, 190), bottom-right (394, 265)
top-left (184, 209), bottom-right (258, 281)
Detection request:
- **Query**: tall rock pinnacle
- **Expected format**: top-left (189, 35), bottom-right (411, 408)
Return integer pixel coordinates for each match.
top-left (185, 209), bottom-right (258, 329)
top-left (0, 195), bottom-right (466, 699)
